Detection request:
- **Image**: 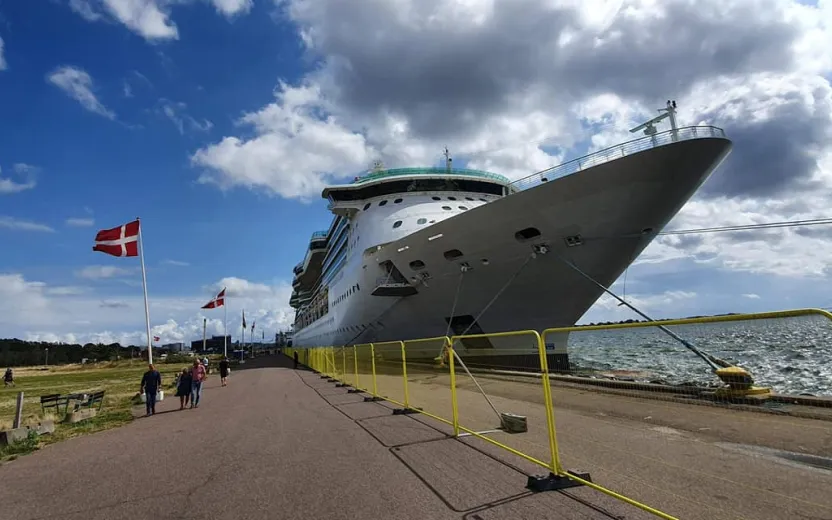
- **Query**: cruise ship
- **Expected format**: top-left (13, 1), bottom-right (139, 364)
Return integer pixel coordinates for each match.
top-left (289, 104), bottom-right (733, 370)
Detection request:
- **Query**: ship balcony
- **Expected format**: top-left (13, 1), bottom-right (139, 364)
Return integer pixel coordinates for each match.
top-left (293, 262), bottom-right (303, 275)
top-left (371, 276), bottom-right (418, 297)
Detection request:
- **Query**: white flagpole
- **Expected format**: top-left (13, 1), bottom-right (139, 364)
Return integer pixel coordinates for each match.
top-left (223, 300), bottom-right (228, 358)
top-left (202, 318), bottom-right (207, 353)
top-left (137, 217), bottom-right (153, 365)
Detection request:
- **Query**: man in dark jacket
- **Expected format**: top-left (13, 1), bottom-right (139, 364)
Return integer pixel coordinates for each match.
top-left (140, 364), bottom-right (162, 416)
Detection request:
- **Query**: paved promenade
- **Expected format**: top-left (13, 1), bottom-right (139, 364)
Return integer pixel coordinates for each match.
top-left (0, 356), bottom-right (640, 520)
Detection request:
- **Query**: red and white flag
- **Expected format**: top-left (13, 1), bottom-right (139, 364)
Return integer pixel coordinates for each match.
top-left (202, 288), bottom-right (226, 309)
top-left (153, 336), bottom-right (160, 342)
top-left (93, 220), bottom-right (140, 257)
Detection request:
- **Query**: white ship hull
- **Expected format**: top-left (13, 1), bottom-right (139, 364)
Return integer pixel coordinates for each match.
top-left (293, 131), bottom-right (732, 370)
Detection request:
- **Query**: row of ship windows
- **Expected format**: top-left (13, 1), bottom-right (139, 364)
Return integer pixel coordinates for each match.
top-left (362, 195), bottom-right (490, 211)
top-left (404, 227), bottom-right (544, 271)
top-left (390, 206), bottom-right (471, 229)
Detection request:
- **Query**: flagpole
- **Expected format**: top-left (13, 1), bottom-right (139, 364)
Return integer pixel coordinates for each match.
top-left (223, 303), bottom-right (228, 358)
top-left (203, 318), bottom-right (207, 353)
top-left (137, 217), bottom-right (153, 365)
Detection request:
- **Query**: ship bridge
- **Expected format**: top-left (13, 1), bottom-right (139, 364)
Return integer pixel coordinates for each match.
top-left (322, 167), bottom-right (514, 218)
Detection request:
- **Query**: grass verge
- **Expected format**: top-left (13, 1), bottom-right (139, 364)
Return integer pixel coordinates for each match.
top-left (0, 359), bottom-right (204, 462)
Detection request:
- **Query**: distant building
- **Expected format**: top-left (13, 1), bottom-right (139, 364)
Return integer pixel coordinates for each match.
top-left (163, 342), bottom-right (187, 352)
top-left (190, 335), bottom-right (232, 353)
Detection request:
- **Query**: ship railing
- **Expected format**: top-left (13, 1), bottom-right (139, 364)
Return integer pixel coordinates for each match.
top-left (508, 125), bottom-right (727, 192)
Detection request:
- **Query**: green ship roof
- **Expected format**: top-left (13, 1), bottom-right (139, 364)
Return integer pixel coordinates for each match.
top-left (352, 167), bottom-right (510, 185)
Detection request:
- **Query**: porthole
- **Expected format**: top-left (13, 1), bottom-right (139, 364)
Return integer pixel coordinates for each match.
top-left (459, 206), bottom-right (468, 211)
top-left (465, 197), bottom-right (474, 201)
top-left (448, 196), bottom-right (457, 201)
top-left (442, 206), bottom-right (452, 211)
top-left (409, 260), bottom-right (426, 270)
top-left (515, 227), bottom-right (541, 241)
top-left (432, 196), bottom-right (441, 201)
top-left (379, 200), bottom-right (388, 206)
top-left (417, 218), bottom-right (427, 225)
top-left (478, 198), bottom-right (487, 202)
top-left (394, 198), bottom-right (403, 204)
top-left (363, 203), bottom-right (371, 210)
top-left (444, 249), bottom-right (463, 260)
top-left (393, 220), bottom-right (402, 228)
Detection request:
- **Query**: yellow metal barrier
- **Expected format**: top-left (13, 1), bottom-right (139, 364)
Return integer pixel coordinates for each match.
top-left (372, 340), bottom-right (408, 409)
top-left (449, 330), bottom-right (559, 474)
top-left (298, 307), bottom-right (832, 520)
top-left (537, 307), bottom-right (832, 520)
top-left (401, 336), bottom-right (454, 427)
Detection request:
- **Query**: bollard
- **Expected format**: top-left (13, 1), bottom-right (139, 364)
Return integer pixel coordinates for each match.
top-left (13, 391), bottom-right (24, 429)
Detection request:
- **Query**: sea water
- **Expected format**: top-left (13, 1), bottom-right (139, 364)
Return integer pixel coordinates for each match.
top-left (566, 314), bottom-right (832, 396)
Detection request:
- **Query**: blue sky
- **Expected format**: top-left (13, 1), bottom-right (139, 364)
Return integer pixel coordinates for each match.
top-left (2, 0), bottom-right (832, 346)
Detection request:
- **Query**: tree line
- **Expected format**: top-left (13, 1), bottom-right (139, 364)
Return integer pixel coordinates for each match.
top-left (0, 338), bottom-right (163, 367)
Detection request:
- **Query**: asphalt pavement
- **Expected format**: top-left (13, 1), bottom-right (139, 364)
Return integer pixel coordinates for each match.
top-left (0, 355), bottom-right (635, 520)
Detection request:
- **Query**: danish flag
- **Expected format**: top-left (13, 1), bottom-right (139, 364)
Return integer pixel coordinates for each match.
top-left (93, 220), bottom-right (140, 257)
top-left (202, 288), bottom-right (226, 309)
top-left (153, 336), bottom-right (160, 342)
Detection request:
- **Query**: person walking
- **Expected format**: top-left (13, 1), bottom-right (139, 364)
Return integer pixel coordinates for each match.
top-left (140, 364), bottom-right (162, 416)
top-left (219, 357), bottom-right (230, 387)
top-left (190, 359), bottom-right (206, 409)
top-left (293, 351), bottom-right (299, 370)
top-left (176, 367), bottom-right (192, 409)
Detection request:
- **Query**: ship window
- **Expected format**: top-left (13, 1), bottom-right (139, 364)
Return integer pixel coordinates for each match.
top-left (442, 206), bottom-right (452, 210)
top-left (417, 218), bottom-right (427, 225)
top-left (459, 206), bottom-right (468, 211)
top-left (447, 196), bottom-right (457, 201)
top-left (515, 227), bottom-right (541, 242)
top-left (394, 198), bottom-right (403, 203)
top-left (409, 260), bottom-right (426, 270)
top-left (357, 284), bottom-right (360, 291)
top-left (479, 198), bottom-right (487, 202)
top-left (444, 249), bottom-right (463, 260)
top-left (363, 203), bottom-right (371, 210)
top-left (465, 197), bottom-right (474, 201)
top-left (432, 196), bottom-right (441, 201)
top-left (379, 200), bottom-right (388, 206)
top-left (393, 220), bottom-right (402, 228)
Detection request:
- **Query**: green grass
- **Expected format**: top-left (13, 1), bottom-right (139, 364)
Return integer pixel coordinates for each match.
top-left (0, 359), bottom-right (199, 461)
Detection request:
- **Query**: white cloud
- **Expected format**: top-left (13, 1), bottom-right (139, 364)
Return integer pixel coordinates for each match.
top-left (0, 35), bottom-right (6, 71)
top-left (47, 66), bottom-right (115, 120)
top-left (157, 99), bottom-right (213, 135)
top-left (74, 265), bottom-right (133, 280)
top-left (0, 164), bottom-right (38, 194)
top-left (191, 82), bottom-right (373, 200)
top-left (0, 273), bottom-right (293, 346)
top-left (66, 217), bottom-right (95, 227)
top-left (0, 216), bottom-right (54, 233)
top-left (162, 259), bottom-right (190, 267)
top-left (67, 0), bottom-right (254, 42)
top-left (210, 0), bottom-right (253, 18)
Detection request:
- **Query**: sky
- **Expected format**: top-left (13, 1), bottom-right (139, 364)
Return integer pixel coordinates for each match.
top-left (1, 0), bottom-right (832, 347)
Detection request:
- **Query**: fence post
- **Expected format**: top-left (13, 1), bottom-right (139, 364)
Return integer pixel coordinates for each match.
top-left (348, 345), bottom-right (362, 394)
top-left (448, 339), bottom-right (459, 437)
top-left (392, 341), bottom-right (417, 415)
top-left (13, 391), bottom-right (24, 429)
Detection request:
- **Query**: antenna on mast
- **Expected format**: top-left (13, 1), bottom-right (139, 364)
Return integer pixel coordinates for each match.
top-left (628, 99), bottom-right (679, 145)
top-left (443, 146), bottom-right (453, 173)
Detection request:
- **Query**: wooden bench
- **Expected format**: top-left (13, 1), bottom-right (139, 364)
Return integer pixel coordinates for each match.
top-left (74, 390), bottom-right (106, 412)
top-left (40, 394), bottom-right (71, 415)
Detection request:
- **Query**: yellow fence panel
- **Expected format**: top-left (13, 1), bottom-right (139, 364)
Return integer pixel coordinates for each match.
top-left (354, 344), bottom-right (377, 397)
top-left (450, 330), bottom-right (558, 475)
top-left (400, 336), bottom-right (454, 428)
top-left (540, 308), bottom-right (832, 520)
top-left (372, 340), bottom-right (408, 408)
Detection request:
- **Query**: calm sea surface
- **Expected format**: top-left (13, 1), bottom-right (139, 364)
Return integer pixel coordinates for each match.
top-left (565, 314), bottom-right (832, 397)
